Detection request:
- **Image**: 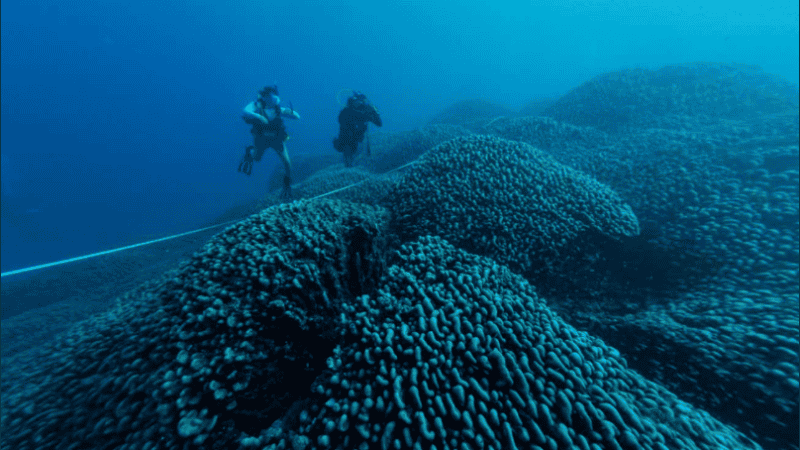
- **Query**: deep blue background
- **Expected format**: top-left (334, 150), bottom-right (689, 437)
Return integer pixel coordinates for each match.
top-left (2, 0), bottom-right (798, 273)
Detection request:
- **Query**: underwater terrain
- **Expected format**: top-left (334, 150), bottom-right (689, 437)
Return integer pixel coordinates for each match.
top-left (1, 62), bottom-right (798, 450)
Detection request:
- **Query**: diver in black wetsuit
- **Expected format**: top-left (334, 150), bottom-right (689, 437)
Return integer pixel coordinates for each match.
top-left (333, 91), bottom-right (382, 167)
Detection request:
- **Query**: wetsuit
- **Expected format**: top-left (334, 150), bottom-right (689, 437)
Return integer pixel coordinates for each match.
top-left (334, 101), bottom-right (382, 167)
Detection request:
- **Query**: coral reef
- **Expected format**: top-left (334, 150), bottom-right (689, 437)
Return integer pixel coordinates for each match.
top-left (362, 124), bottom-right (472, 174)
top-left (564, 284), bottom-right (799, 449)
top-left (477, 115), bottom-right (610, 152)
top-left (383, 134), bottom-right (639, 294)
top-left (543, 123), bottom-right (799, 448)
top-left (484, 64), bottom-right (798, 449)
top-left (267, 152), bottom-right (343, 192)
top-left (0, 205), bottom-right (759, 450)
top-left (292, 166), bottom-right (401, 206)
top-left (261, 236), bottom-right (759, 450)
top-left (545, 62), bottom-right (799, 132)
top-left (1, 200), bottom-right (390, 450)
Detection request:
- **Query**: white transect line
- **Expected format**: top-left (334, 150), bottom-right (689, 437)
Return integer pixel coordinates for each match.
top-left (308, 160), bottom-right (416, 200)
top-left (0, 220), bottom-right (241, 278)
top-left (0, 161), bottom-right (418, 278)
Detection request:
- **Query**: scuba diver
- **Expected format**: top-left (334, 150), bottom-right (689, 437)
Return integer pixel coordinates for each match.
top-left (238, 85), bottom-right (300, 199)
top-left (333, 91), bottom-right (382, 167)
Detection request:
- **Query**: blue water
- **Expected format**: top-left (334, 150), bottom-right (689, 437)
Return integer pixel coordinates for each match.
top-left (1, 0), bottom-right (798, 274)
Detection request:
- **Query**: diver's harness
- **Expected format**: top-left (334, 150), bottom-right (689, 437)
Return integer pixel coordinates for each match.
top-left (259, 103), bottom-right (289, 142)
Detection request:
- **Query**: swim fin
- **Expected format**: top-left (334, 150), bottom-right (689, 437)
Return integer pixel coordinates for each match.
top-left (238, 146), bottom-right (255, 175)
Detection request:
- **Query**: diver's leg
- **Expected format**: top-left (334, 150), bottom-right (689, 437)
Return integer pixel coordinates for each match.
top-left (252, 141), bottom-right (266, 161)
top-left (276, 143), bottom-right (291, 183)
top-left (273, 141), bottom-right (292, 199)
top-left (344, 143), bottom-right (357, 167)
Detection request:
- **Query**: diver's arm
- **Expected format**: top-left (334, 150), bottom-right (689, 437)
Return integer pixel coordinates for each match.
top-left (280, 107), bottom-right (300, 120)
top-left (242, 101), bottom-right (269, 125)
top-left (368, 105), bottom-right (382, 127)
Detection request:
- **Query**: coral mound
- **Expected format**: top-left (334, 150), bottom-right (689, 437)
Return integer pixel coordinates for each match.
top-left (294, 166), bottom-right (400, 206)
top-left (365, 124), bottom-right (473, 174)
top-left (546, 62), bottom-right (800, 132)
top-left (0, 200), bottom-right (390, 450)
top-left (267, 235), bottom-right (760, 450)
top-left (384, 134), bottom-right (639, 285)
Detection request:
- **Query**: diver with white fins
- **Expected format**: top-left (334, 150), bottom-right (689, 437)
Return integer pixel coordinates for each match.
top-left (238, 84), bottom-right (300, 200)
